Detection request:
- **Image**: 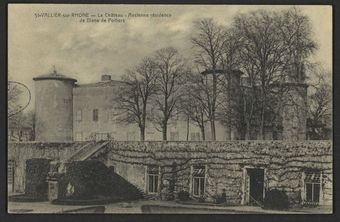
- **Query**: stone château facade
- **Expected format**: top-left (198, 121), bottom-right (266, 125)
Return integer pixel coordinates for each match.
top-left (32, 69), bottom-right (308, 142)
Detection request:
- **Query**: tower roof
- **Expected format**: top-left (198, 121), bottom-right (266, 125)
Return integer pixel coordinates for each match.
top-left (201, 69), bottom-right (243, 76)
top-left (33, 69), bottom-right (77, 82)
top-left (76, 80), bottom-right (126, 88)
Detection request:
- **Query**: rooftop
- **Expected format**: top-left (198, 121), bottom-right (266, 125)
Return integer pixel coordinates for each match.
top-left (33, 69), bottom-right (77, 82)
top-left (76, 79), bottom-right (126, 88)
top-left (201, 69), bottom-right (243, 76)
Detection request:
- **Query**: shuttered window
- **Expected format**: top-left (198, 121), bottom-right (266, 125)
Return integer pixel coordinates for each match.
top-left (305, 170), bottom-right (321, 205)
top-left (192, 165), bottom-right (205, 197)
top-left (147, 166), bottom-right (159, 193)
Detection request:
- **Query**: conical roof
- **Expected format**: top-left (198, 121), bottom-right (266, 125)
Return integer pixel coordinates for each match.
top-left (33, 69), bottom-right (77, 82)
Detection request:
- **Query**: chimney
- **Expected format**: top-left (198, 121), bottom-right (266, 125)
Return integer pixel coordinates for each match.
top-left (101, 74), bottom-right (111, 81)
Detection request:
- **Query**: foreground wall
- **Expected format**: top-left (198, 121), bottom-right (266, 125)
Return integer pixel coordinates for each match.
top-left (8, 142), bottom-right (85, 192)
top-left (8, 140), bottom-right (332, 206)
top-left (104, 141), bottom-right (332, 206)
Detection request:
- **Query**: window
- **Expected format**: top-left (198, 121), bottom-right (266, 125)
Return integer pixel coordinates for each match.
top-left (147, 165), bottom-right (159, 193)
top-left (191, 132), bottom-right (200, 141)
top-left (76, 110), bottom-right (82, 121)
top-left (8, 160), bottom-right (15, 192)
top-left (170, 131), bottom-right (179, 141)
top-left (75, 132), bottom-right (83, 141)
top-left (304, 170), bottom-right (321, 205)
top-left (93, 109), bottom-right (98, 122)
top-left (192, 165), bottom-right (205, 197)
top-left (127, 132), bottom-right (137, 141)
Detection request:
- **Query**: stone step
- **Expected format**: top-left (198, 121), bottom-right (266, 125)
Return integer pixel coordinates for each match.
top-left (66, 141), bottom-right (109, 162)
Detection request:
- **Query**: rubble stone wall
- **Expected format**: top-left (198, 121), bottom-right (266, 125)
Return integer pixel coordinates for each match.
top-left (105, 140), bottom-right (332, 205)
top-left (8, 140), bottom-right (332, 206)
top-left (8, 142), bottom-right (85, 192)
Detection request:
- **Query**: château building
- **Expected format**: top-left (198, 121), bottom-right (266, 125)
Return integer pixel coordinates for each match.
top-left (32, 68), bottom-right (308, 142)
top-left (7, 68), bottom-right (331, 209)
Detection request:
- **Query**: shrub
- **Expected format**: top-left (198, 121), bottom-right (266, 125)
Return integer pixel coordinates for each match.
top-left (214, 189), bottom-right (226, 204)
top-left (214, 195), bottom-right (226, 204)
top-left (24, 158), bottom-right (51, 200)
top-left (65, 160), bottom-right (112, 199)
top-left (263, 189), bottom-right (289, 210)
top-left (169, 162), bottom-right (177, 193)
top-left (198, 196), bottom-right (206, 202)
top-left (177, 190), bottom-right (190, 201)
top-left (109, 168), bottom-right (144, 200)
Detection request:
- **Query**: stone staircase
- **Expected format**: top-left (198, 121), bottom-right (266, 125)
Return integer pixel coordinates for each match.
top-left (136, 187), bottom-right (155, 200)
top-left (59, 140), bottom-right (150, 200)
top-left (66, 141), bottom-right (110, 163)
top-left (110, 171), bottom-right (145, 200)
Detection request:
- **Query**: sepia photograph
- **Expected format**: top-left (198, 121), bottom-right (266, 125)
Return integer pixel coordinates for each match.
top-left (7, 4), bottom-right (332, 214)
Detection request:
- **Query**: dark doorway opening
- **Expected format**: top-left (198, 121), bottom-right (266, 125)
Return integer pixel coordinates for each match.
top-left (247, 168), bottom-right (264, 205)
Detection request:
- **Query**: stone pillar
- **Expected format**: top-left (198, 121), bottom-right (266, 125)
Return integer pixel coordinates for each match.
top-left (46, 161), bottom-right (66, 201)
top-left (47, 179), bottom-right (59, 201)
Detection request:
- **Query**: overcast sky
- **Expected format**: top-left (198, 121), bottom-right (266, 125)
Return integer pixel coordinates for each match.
top-left (8, 4), bottom-right (332, 110)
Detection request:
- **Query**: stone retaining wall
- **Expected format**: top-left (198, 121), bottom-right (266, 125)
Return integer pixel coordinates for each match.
top-left (8, 142), bottom-right (85, 192)
top-left (104, 141), bottom-right (332, 206)
top-left (8, 140), bottom-right (332, 206)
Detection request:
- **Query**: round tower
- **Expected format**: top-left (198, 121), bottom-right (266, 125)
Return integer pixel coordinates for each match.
top-left (280, 82), bottom-right (308, 141)
top-left (33, 69), bottom-right (77, 142)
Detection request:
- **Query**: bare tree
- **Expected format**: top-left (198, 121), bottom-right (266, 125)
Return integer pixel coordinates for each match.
top-left (216, 72), bottom-right (243, 140)
top-left (114, 57), bottom-right (158, 141)
top-left (151, 47), bottom-right (188, 141)
top-left (191, 18), bottom-right (225, 141)
top-left (178, 73), bottom-right (208, 141)
top-left (306, 67), bottom-right (332, 140)
top-left (233, 10), bottom-right (285, 139)
top-left (278, 7), bottom-right (317, 82)
top-left (307, 82), bottom-right (332, 139)
top-left (232, 8), bottom-right (316, 139)
top-left (8, 110), bottom-right (35, 141)
top-left (219, 30), bottom-right (243, 139)
top-left (220, 28), bottom-right (243, 71)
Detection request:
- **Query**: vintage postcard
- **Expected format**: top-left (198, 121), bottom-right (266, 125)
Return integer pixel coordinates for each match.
top-left (7, 4), bottom-right (332, 214)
